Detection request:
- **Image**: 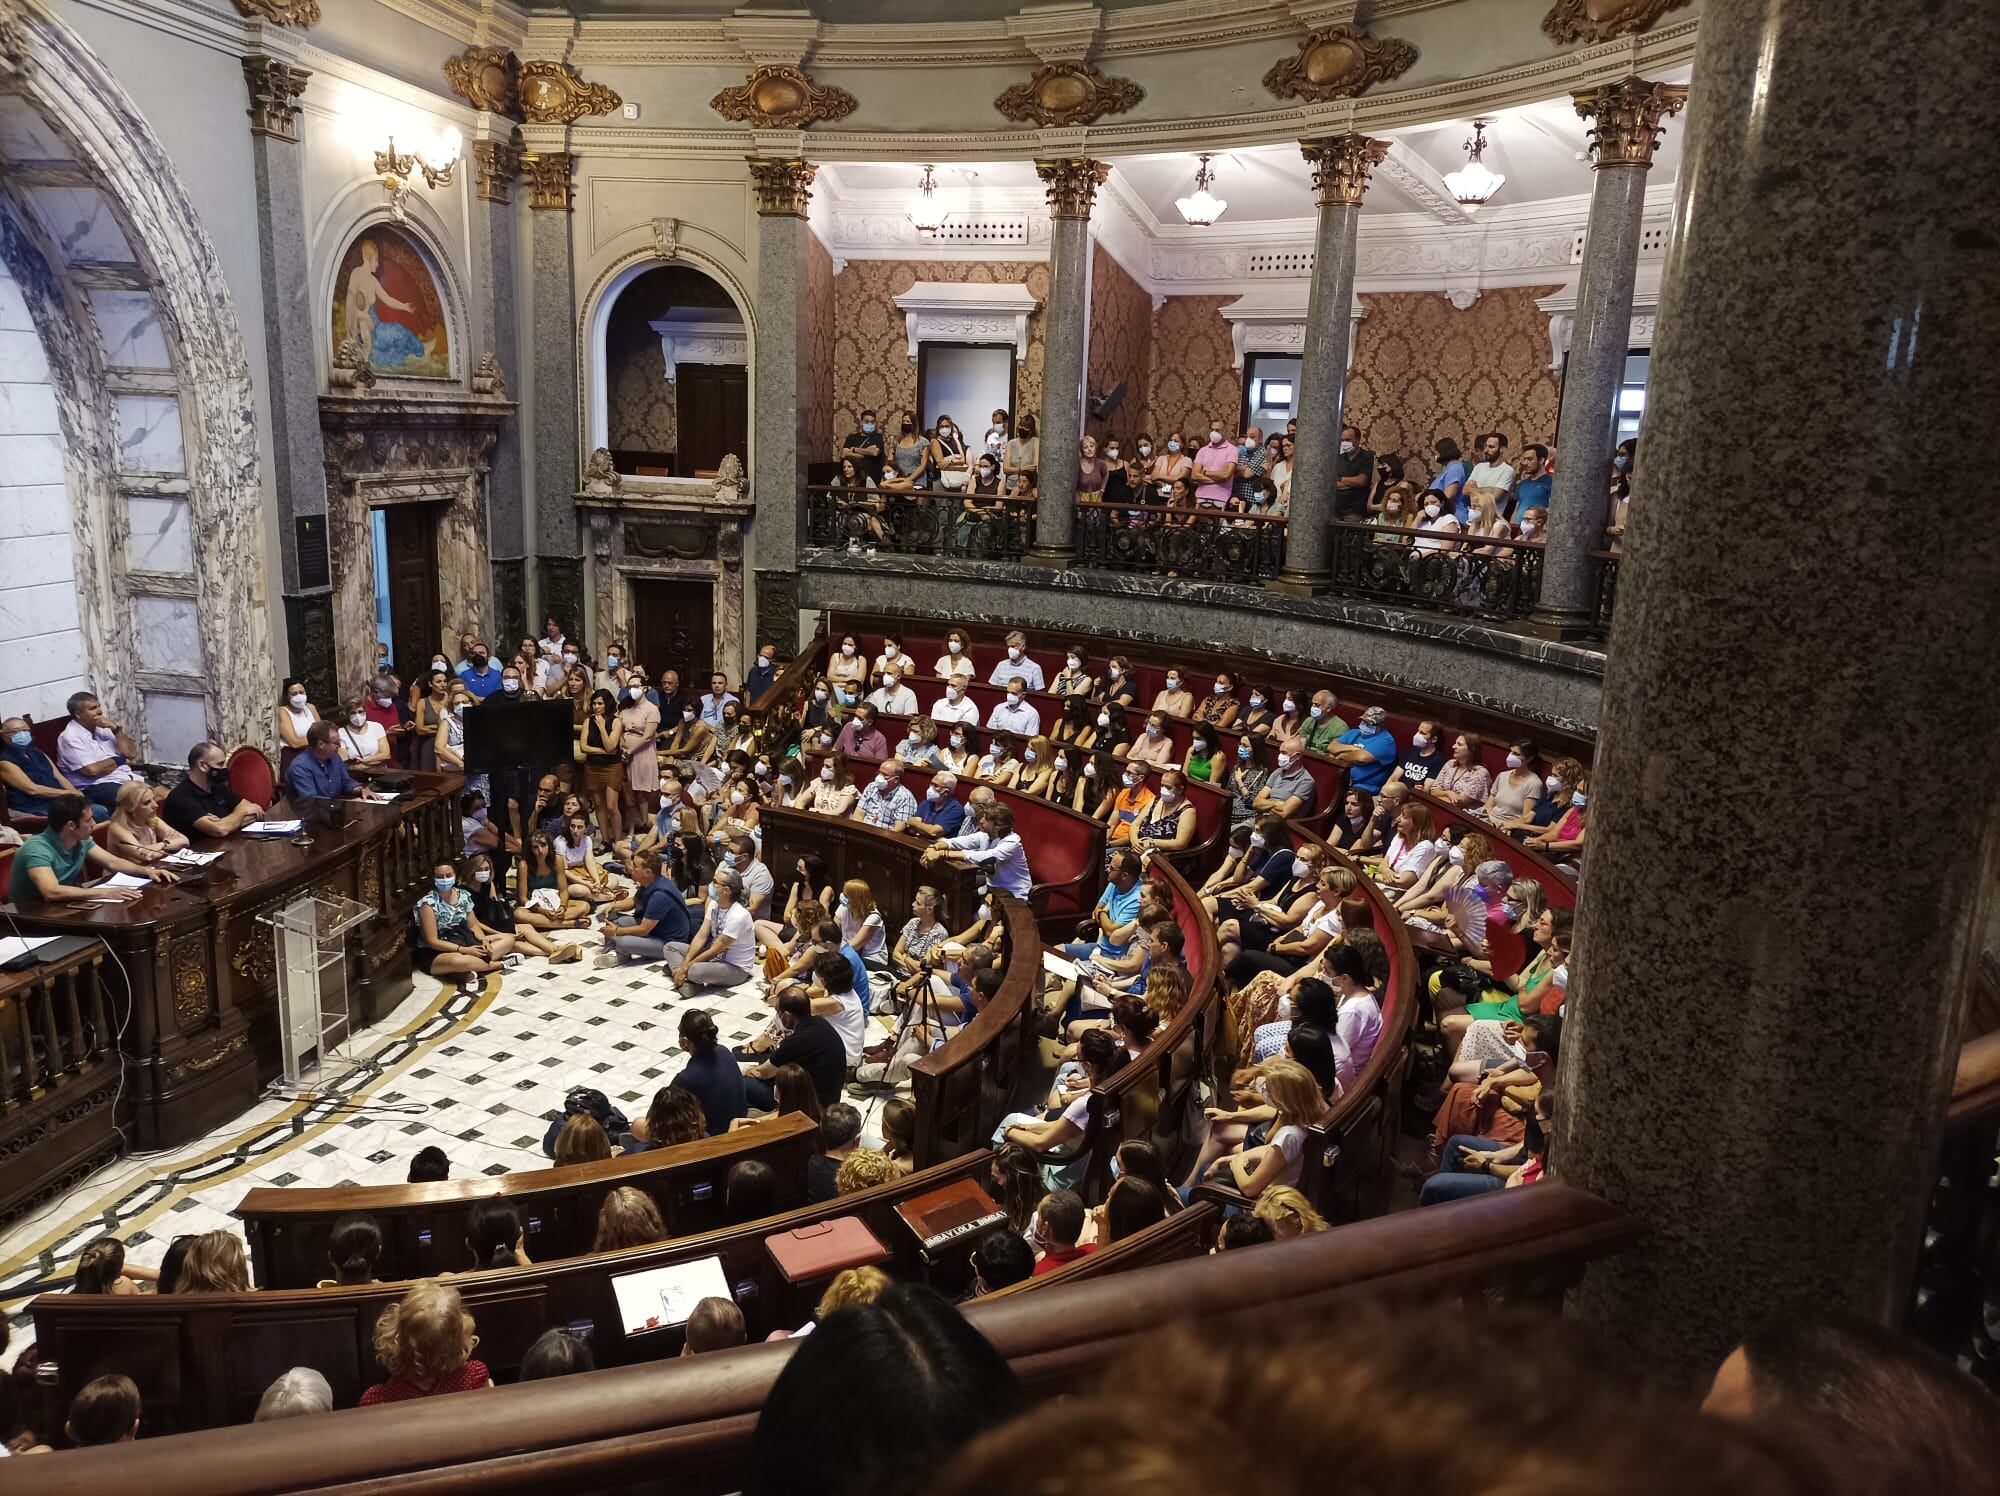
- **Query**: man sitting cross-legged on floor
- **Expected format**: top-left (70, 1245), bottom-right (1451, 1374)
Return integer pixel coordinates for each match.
top-left (595, 847), bottom-right (695, 968)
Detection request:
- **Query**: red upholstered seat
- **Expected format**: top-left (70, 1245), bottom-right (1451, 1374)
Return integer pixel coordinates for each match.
top-left (226, 745), bottom-right (277, 808)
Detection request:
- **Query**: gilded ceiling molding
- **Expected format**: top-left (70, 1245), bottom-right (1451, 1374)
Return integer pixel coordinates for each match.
top-left (517, 60), bottom-right (621, 125)
top-left (1035, 157), bottom-right (1109, 221)
top-left (1263, 24), bottom-right (1418, 102)
top-left (710, 65), bottom-right (857, 129)
top-left (1574, 77), bottom-right (1688, 167)
top-left (240, 56), bottom-right (309, 143)
top-left (232, 0), bottom-right (319, 25)
top-left (522, 151), bottom-right (574, 212)
top-left (1300, 134), bottom-right (1391, 207)
top-left (443, 46), bottom-right (520, 118)
top-left (748, 157), bottom-right (817, 217)
top-left (994, 62), bottom-right (1143, 128)
top-left (1543, 0), bottom-right (1693, 45)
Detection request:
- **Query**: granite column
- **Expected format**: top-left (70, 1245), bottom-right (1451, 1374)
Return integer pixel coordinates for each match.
top-left (1528, 79), bottom-right (1683, 635)
top-left (470, 129), bottom-right (527, 646)
top-left (523, 146), bottom-right (583, 644)
top-left (1271, 135), bottom-right (1386, 595)
top-left (1023, 158), bottom-right (1106, 569)
top-left (1557, 3), bottom-right (2000, 1384)
top-left (748, 158), bottom-right (816, 665)
top-left (241, 55), bottom-right (335, 703)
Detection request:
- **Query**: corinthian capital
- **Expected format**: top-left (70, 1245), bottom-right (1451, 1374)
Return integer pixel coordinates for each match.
top-left (523, 151), bottom-right (574, 212)
top-left (1300, 134), bottom-right (1391, 207)
top-left (1575, 77), bottom-right (1689, 168)
top-left (748, 157), bottom-right (817, 216)
top-left (1035, 157), bottom-right (1109, 220)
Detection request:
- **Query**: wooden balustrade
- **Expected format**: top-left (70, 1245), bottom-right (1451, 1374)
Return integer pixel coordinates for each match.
top-left (0, 942), bottom-right (119, 1226)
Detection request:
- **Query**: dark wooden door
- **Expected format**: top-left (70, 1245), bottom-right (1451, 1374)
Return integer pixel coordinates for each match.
top-left (628, 578), bottom-right (714, 687)
top-left (674, 363), bottom-right (748, 476)
top-left (380, 501), bottom-right (442, 689)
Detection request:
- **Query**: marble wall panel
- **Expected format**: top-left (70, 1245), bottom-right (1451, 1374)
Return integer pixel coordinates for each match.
top-left (0, 327), bottom-right (50, 381)
top-left (0, 484), bottom-right (67, 539)
top-left (86, 289), bottom-right (169, 369)
top-left (804, 233), bottom-right (835, 468)
top-left (114, 392), bottom-right (183, 473)
top-left (135, 595), bottom-right (202, 675)
top-left (24, 186), bottom-right (132, 263)
top-left (0, 377), bottom-right (59, 434)
top-left (436, 478), bottom-right (493, 660)
top-left (0, 578), bottom-right (82, 639)
top-left (0, 431), bottom-right (64, 485)
top-left (141, 690), bottom-right (207, 763)
top-left (0, 274), bottom-right (29, 328)
top-left (127, 494), bottom-right (192, 573)
top-left (0, 96), bottom-right (72, 161)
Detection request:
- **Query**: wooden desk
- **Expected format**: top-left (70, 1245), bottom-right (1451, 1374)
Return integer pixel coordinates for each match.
top-left (3, 774), bottom-right (462, 1150)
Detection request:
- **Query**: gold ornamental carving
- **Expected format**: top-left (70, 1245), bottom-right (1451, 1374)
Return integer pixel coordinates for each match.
top-left (241, 57), bottom-right (310, 143)
top-left (1575, 77), bottom-right (1688, 169)
top-left (995, 62), bottom-right (1143, 128)
top-left (359, 847), bottom-right (383, 911)
top-left (1543, 0), bottom-right (1692, 45)
top-left (710, 65), bottom-right (857, 130)
top-left (229, 910), bottom-right (279, 988)
top-left (1035, 158), bottom-right (1109, 221)
top-left (517, 60), bottom-right (621, 125)
top-left (523, 151), bottom-right (575, 212)
top-left (232, 0), bottom-right (319, 25)
top-left (471, 137), bottom-right (523, 204)
top-left (169, 936), bottom-right (210, 1030)
top-left (748, 158), bottom-right (817, 217)
top-left (1263, 25), bottom-right (1418, 103)
top-left (444, 46), bottom-right (520, 117)
top-left (170, 1033), bottom-right (246, 1082)
top-left (1300, 134), bottom-right (1391, 208)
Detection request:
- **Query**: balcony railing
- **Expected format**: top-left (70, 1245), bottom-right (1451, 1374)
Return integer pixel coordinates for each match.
top-left (1072, 499), bottom-right (1288, 586)
top-left (803, 484), bottom-right (1033, 561)
top-left (1325, 521), bottom-right (1545, 622)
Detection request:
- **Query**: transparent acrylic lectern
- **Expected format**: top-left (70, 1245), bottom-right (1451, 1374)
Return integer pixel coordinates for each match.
top-left (256, 893), bottom-right (376, 1094)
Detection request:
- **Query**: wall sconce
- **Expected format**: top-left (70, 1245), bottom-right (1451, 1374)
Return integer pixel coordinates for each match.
top-left (374, 126), bottom-right (462, 220)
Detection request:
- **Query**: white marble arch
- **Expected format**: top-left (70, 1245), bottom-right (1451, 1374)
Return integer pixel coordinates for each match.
top-left (309, 183), bottom-right (471, 392)
top-left (0, 0), bottom-right (274, 755)
top-left (580, 245), bottom-right (759, 463)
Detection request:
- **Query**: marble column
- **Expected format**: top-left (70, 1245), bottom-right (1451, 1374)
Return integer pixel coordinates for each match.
top-left (470, 128), bottom-right (527, 646)
top-left (1557, 0), bottom-right (2000, 1386)
top-left (1528, 79), bottom-right (1683, 635)
top-left (524, 147), bottom-right (584, 642)
top-left (1271, 135), bottom-right (1386, 596)
top-left (1023, 158), bottom-right (1106, 569)
top-left (241, 54), bottom-right (336, 702)
top-left (749, 157), bottom-right (816, 662)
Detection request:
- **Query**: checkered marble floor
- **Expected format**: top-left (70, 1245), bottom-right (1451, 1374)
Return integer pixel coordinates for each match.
top-left (0, 941), bottom-right (913, 1365)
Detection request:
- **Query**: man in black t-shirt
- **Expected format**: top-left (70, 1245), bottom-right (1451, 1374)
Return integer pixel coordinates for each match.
top-left (1389, 718), bottom-right (1449, 789)
top-left (1332, 424), bottom-right (1376, 521)
top-left (742, 987), bottom-right (845, 1110)
top-left (839, 410), bottom-right (886, 484)
top-left (806, 1103), bottom-right (863, 1203)
top-left (161, 741), bottom-right (260, 839)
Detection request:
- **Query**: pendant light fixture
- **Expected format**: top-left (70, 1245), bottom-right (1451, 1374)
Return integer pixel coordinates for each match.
top-left (907, 164), bottom-right (945, 237)
top-left (1444, 119), bottom-right (1505, 213)
top-left (1175, 153), bottom-right (1227, 227)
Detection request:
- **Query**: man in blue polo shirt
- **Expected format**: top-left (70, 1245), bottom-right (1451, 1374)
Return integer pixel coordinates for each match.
top-left (457, 640), bottom-right (504, 699)
top-left (285, 722), bottom-right (383, 801)
top-left (1062, 849), bottom-right (1144, 964)
top-left (898, 769), bottom-right (965, 840)
top-left (598, 847), bottom-right (696, 966)
top-left (1324, 705), bottom-right (1399, 794)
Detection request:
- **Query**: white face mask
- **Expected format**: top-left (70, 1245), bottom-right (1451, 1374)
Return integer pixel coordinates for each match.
top-left (948, 686), bottom-right (963, 700)
top-left (1097, 712), bottom-right (1110, 728)
top-left (349, 713), bottom-right (367, 728)
top-left (1448, 845), bottom-right (1466, 866)
top-left (730, 789), bottom-right (746, 806)
top-left (1545, 774), bottom-right (1563, 793)
top-left (1412, 732), bottom-right (1429, 750)
top-left (1159, 787), bottom-right (1177, 802)
top-left (1106, 448), bottom-right (1119, 459)
top-left (1209, 429), bottom-right (1223, 444)
top-left (1212, 682), bottom-right (1228, 695)
top-left (1007, 646), bottom-right (1022, 660)
top-left (1122, 774), bottom-right (1138, 788)
top-left (1283, 698), bottom-right (1297, 714)
top-left (289, 693), bottom-right (307, 709)
top-left (1277, 753), bottom-right (1294, 769)
top-left (563, 652), bottom-right (578, 665)
top-left (907, 730), bottom-right (920, 743)
top-left (1424, 502), bottom-right (1442, 519)
top-left (1506, 753), bottom-right (1524, 770)
top-left (1249, 694), bottom-right (1264, 708)
top-left (1339, 440), bottom-right (1355, 454)
top-left (1083, 763), bottom-right (1096, 779)
top-left (1571, 791), bottom-right (1589, 808)
top-left (814, 688), bottom-right (827, 701)
top-left (1249, 834), bottom-right (1266, 849)
top-left (818, 766), bottom-right (835, 783)
top-left (841, 643), bottom-right (856, 656)
top-left (948, 641), bottom-right (962, 654)
top-left (1138, 444), bottom-right (1152, 456)
top-left (882, 676), bottom-right (898, 690)
top-left (1066, 657), bottom-right (1081, 670)
top-left (1108, 666), bottom-right (1121, 679)
top-left (1054, 755), bottom-right (1067, 771)
top-left (1520, 518), bottom-right (1538, 535)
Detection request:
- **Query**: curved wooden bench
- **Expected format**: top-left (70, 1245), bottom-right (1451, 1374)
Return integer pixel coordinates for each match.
top-left (981, 1199), bottom-right (1220, 1298)
top-left (237, 1115), bottom-right (820, 1291)
top-left (909, 893), bottom-right (1042, 1169)
top-left (1411, 785), bottom-right (1578, 907)
top-left (33, 1147), bottom-right (996, 1435)
top-left (754, 801), bottom-right (981, 932)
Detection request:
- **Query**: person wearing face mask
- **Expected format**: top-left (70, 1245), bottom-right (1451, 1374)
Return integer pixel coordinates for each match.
top-left (1250, 736), bottom-right (1318, 821)
top-left (935, 723), bottom-right (978, 776)
top-left (359, 673), bottom-right (413, 765)
top-left (434, 684), bottom-right (484, 795)
top-left (983, 630), bottom-right (1045, 692)
top-left (659, 695), bottom-right (718, 768)
top-left (464, 852), bottom-right (580, 963)
top-left (1095, 656), bottom-right (1138, 711)
top-left (285, 719), bottom-right (389, 803)
top-left (1605, 469), bottom-right (1632, 550)
top-left (930, 411), bottom-right (970, 491)
top-left (1104, 763), bottom-right (1156, 845)
top-left (1000, 412), bottom-right (1038, 496)
top-left (271, 678), bottom-right (321, 780)
top-left (160, 740), bottom-right (261, 839)
top-left (839, 408), bottom-right (886, 483)
top-left (744, 643), bottom-right (781, 704)
top-left (1525, 772), bottom-right (1590, 862)
top-left (1132, 769), bottom-right (1197, 859)
top-left (927, 671), bottom-right (980, 728)
top-left (1125, 712), bottom-right (1174, 770)
top-left (1427, 436), bottom-right (1470, 521)
top-left (337, 699), bottom-right (392, 767)
top-left (1515, 503), bottom-right (1548, 545)
top-left (1229, 425), bottom-right (1267, 507)
top-left (617, 668), bottom-right (663, 824)
top-left (866, 669), bottom-right (918, 717)
top-left (1480, 740), bottom-right (1544, 825)
top-left (1192, 671), bottom-right (1240, 730)
top-left (1324, 705), bottom-right (1399, 794)
top-left (1389, 719), bottom-right (1449, 790)
top-left (1150, 670), bottom-right (1194, 721)
top-left (0, 714), bottom-right (77, 821)
top-left (457, 640), bottom-right (504, 700)
top-left (833, 703), bottom-right (889, 761)
top-left (1049, 647), bottom-right (1094, 700)
top-left (984, 676), bottom-right (1041, 738)
top-left (1237, 685), bottom-right (1276, 740)
top-left (1226, 736), bottom-right (1272, 830)
top-left (897, 768), bottom-right (965, 840)
top-left (895, 714), bottom-right (943, 770)
top-left (1331, 423), bottom-right (1376, 521)
top-left (853, 757), bottom-right (918, 832)
top-left (1411, 484), bottom-right (1464, 555)
top-left (1188, 419), bottom-right (1236, 507)
top-left (1149, 430), bottom-right (1192, 503)
top-left (592, 643), bottom-right (629, 695)
top-left (1101, 437), bottom-right (1137, 507)
top-left (409, 861), bottom-right (513, 994)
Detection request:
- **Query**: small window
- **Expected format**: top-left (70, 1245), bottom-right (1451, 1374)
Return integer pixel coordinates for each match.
top-left (1261, 381), bottom-right (1294, 409)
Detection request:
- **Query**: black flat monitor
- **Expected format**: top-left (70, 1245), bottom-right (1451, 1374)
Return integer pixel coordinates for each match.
top-left (462, 698), bottom-right (574, 772)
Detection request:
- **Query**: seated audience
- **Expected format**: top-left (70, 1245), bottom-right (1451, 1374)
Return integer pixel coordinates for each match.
top-left (65, 1373), bottom-right (140, 1447)
top-left (725, 1158), bottom-right (779, 1224)
top-left (285, 719), bottom-right (385, 801)
top-left (1185, 1056), bottom-right (1324, 1200)
top-left (465, 1199), bottom-right (529, 1270)
top-left (411, 861), bottom-right (511, 993)
top-left (742, 987), bottom-right (847, 1111)
top-left (596, 847), bottom-right (694, 967)
top-left (970, 1229), bottom-right (1035, 1295)
top-left (104, 778), bottom-right (188, 862)
top-left (1030, 1189), bottom-right (1095, 1274)
top-left (1252, 1184), bottom-right (1330, 1238)
top-left (835, 1147), bottom-right (897, 1195)
top-left (254, 1367), bottom-right (333, 1422)
top-left (618, 1083), bottom-right (706, 1155)
top-left (664, 869), bottom-right (756, 990)
top-left (408, 1145), bottom-right (450, 1183)
top-left (808, 1102), bottom-right (864, 1202)
top-left (1094, 1175), bottom-right (1166, 1245)
top-left (1419, 1088), bottom-right (1553, 1206)
top-left (0, 714), bottom-right (76, 819)
top-left (58, 690), bottom-right (143, 812)
top-left (922, 802), bottom-right (1031, 899)
top-left (10, 793), bottom-right (174, 905)
top-left (592, 1185), bottom-right (666, 1251)
top-left (519, 1327), bottom-right (595, 1380)
top-left (553, 1112), bottom-right (613, 1165)
top-left (986, 631), bottom-right (1045, 692)
top-left (176, 1229), bottom-right (252, 1293)
top-left (361, 1279), bottom-right (492, 1404)
top-left (683, 1296), bottom-right (748, 1356)
top-left (320, 1213), bottom-right (383, 1287)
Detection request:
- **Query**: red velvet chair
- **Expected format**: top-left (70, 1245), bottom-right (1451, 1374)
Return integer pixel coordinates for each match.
top-left (226, 745), bottom-right (277, 809)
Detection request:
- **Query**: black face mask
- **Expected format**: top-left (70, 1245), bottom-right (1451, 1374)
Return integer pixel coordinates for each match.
top-left (208, 767), bottom-right (231, 794)
top-left (473, 653), bottom-right (489, 668)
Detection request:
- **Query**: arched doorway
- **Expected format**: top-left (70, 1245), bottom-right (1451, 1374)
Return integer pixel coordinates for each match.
top-left (0, 2), bottom-right (273, 756)
top-left (594, 261), bottom-right (747, 478)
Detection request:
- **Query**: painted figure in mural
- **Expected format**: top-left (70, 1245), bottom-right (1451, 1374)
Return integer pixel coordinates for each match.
top-left (344, 238), bottom-right (433, 370)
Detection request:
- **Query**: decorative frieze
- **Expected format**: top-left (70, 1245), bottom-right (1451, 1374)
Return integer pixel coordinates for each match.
top-left (444, 46), bottom-right (520, 117)
top-left (995, 62), bottom-right (1142, 127)
top-left (517, 60), bottom-right (621, 125)
top-left (889, 281), bottom-right (1041, 363)
top-left (711, 65), bottom-right (856, 129)
top-left (1575, 77), bottom-right (1690, 169)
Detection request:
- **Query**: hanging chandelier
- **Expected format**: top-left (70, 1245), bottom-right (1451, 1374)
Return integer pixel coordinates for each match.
top-left (1444, 119), bottom-right (1506, 213)
top-left (1175, 153), bottom-right (1227, 227)
top-left (907, 164), bottom-right (945, 237)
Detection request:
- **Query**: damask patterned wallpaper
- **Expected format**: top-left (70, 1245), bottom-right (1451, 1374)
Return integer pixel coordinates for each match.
top-left (1086, 244), bottom-right (1153, 441)
top-left (804, 235), bottom-right (835, 466)
top-left (604, 265), bottom-right (739, 459)
top-left (1344, 286), bottom-right (1562, 471)
top-left (830, 259), bottom-right (1050, 456)
top-left (1146, 294), bottom-right (1242, 446)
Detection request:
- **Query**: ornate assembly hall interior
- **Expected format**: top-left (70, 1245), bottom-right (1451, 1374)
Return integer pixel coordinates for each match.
top-left (0, 0), bottom-right (1993, 1487)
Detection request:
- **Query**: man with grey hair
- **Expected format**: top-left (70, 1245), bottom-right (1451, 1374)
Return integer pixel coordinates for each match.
top-left (665, 868), bottom-right (755, 990)
top-left (254, 1367), bottom-right (333, 1422)
top-left (854, 757), bottom-right (916, 831)
top-left (898, 768), bottom-right (964, 839)
top-left (1324, 704), bottom-right (1399, 794)
top-left (1301, 688), bottom-right (1349, 751)
top-left (985, 630), bottom-right (1044, 692)
top-left (1253, 735), bottom-right (1318, 819)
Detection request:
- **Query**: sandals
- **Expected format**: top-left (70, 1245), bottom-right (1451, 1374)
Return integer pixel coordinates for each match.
top-left (551, 944), bottom-right (582, 964)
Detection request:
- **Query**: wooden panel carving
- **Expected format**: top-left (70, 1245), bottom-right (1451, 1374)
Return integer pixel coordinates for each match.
top-left (170, 935), bottom-right (211, 1030)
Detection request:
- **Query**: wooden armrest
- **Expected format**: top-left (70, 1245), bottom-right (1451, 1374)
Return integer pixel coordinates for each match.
top-left (1189, 1180), bottom-right (1253, 1213)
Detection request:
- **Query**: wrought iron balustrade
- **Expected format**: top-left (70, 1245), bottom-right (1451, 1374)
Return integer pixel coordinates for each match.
top-left (804, 484), bottom-right (1033, 561)
top-left (1072, 499), bottom-right (1288, 585)
top-left (1590, 550), bottom-right (1620, 640)
top-left (1325, 521), bottom-right (1545, 621)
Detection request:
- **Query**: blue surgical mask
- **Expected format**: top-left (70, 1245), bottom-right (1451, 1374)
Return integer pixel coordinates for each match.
top-left (1109, 1155), bottom-right (1123, 1182)
top-left (606, 655), bottom-right (620, 668)
top-left (5, 730), bottom-right (28, 748)
top-left (1571, 791), bottom-right (1589, 808)
top-left (1309, 705), bottom-right (1323, 719)
top-left (433, 875), bottom-right (455, 891)
top-left (1237, 745), bottom-right (1251, 761)
top-left (863, 422), bottom-right (876, 433)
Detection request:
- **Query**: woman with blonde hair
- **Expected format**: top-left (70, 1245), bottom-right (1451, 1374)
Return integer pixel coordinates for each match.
top-left (836, 877), bottom-right (887, 967)
top-left (1253, 1184), bottom-right (1329, 1238)
top-left (360, 1279), bottom-right (491, 1403)
top-left (1188, 1056), bottom-right (1325, 1200)
top-left (768, 1262), bottom-right (893, 1343)
top-left (1015, 734), bottom-right (1057, 797)
top-left (553, 1112), bottom-right (612, 1166)
top-left (174, 1229), bottom-right (252, 1294)
top-left (592, 1185), bottom-right (666, 1252)
top-left (105, 778), bottom-right (189, 862)
top-left (1368, 800), bottom-right (1440, 890)
top-left (1142, 961), bottom-right (1191, 1027)
top-left (834, 1147), bottom-right (898, 1194)
top-left (1461, 488), bottom-right (1513, 551)
top-left (1396, 830), bottom-right (1490, 920)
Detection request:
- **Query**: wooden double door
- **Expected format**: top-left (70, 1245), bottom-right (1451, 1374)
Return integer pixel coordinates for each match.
top-left (380, 500), bottom-right (443, 689)
top-left (629, 578), bottom-right (714, 686)
top-left (675, 363), bottom-right (747, 476)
